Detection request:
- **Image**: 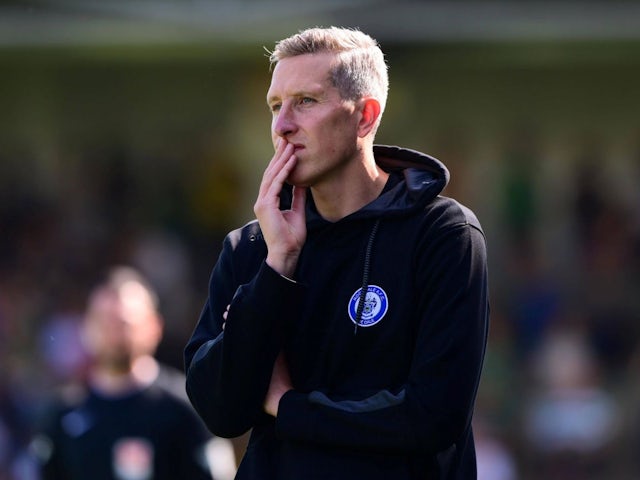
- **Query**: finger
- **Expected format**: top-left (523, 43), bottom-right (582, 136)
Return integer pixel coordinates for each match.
top-left (258, 142), bottom-right (294, 199)
top-left (262, 140), bottom-right (291, 182)
top-left (267, 143), bottom-right (294, 183)
top-left (258, 153), bottom-right (297, 212)
top-left (271, 154), bottom-right (297, 187)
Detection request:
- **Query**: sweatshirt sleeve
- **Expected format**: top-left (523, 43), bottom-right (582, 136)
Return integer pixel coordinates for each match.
top-left (184, 232), bottom-right (306, 438)
top-left (274, 219), bottom-right (489, 455)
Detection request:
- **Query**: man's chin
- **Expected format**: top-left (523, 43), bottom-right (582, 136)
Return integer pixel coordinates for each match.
top-left (285, 173), bottom-right (310, 188)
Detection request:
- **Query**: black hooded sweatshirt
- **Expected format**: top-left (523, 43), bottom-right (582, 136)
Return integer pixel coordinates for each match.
top-left (185, 145), bottom-right (490, 479)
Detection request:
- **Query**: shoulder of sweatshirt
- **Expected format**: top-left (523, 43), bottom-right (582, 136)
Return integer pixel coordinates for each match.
top-left (226, 219), bottom-right (263, 249)
top-left (422, 195), bottom-right (485, 239)
top-left (210, 220), bottom-right (268, 294)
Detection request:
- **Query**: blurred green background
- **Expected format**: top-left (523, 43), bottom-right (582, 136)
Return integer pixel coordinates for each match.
top-left (1, 1), bottom-right (640, 479)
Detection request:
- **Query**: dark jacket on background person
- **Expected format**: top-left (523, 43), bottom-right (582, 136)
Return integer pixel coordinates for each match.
top-left (185, 144), bottom-right (490, 479)
top-left (35, 366), bottom-right (214, 480)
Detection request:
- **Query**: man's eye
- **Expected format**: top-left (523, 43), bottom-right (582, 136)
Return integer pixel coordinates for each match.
top-left (270, 104), bottom-right (281, 113)
top-left (300, 97), bottom-right (315, 105)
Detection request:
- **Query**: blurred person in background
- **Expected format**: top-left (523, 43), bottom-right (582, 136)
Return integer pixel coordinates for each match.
top-left (185, 26), bottom-right (489, 479)
top-left (522, 322), bottom-right (621, 479)
top-left (31, 266), bottom-right (231, 480)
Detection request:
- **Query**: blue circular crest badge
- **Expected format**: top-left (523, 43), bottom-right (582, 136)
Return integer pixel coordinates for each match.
top-left (348, 285), bottom-right (389, 327)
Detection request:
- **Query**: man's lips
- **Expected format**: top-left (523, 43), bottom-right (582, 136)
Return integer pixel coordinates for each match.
top-left (292, 144), bottom-right (304, 153)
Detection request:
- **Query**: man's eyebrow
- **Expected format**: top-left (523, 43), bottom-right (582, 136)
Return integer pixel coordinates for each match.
top-left (267, 86), bottom-right (325, 105)
top-left (296, 86), bottom-right (324, 97)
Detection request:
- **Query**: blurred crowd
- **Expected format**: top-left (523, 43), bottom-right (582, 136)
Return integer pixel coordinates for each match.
top-left (469, 131), bottom-right (640, 480)
top-left (1, 129), bottom-right (639, 479)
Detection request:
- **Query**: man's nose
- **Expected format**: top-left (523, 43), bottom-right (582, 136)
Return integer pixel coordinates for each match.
top-left (273, 103), bottom-right (297, 138)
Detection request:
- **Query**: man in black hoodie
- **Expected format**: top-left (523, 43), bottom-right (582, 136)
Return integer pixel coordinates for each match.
top-left (185, 26), bottom-right (490, 479)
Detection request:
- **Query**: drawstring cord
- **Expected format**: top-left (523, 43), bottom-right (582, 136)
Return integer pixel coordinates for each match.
top-left (354, 219), bottom-right (381, 335)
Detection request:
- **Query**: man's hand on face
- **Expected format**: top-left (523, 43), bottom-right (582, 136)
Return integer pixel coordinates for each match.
top-left (254, 139), bottom-right (307, 278)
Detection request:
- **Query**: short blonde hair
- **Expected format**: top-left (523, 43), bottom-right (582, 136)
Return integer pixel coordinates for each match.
top-left (269, 27), bottom-right (389, 118)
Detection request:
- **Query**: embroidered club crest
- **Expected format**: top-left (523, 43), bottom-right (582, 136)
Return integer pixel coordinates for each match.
top-left (348, 285), bottom-right (389, 327)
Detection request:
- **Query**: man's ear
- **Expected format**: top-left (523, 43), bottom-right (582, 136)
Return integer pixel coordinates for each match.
top-left (357, 97), bottom-right (381, 138)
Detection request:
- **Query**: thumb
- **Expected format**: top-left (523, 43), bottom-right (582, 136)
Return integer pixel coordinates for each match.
top-left (290, 186), bottom-right (307, 214)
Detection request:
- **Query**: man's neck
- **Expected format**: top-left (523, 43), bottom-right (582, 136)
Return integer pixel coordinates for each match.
top-left (311, 151), bottom-right (389, 222)
top-left (89, 356), bottom-right (159, 396)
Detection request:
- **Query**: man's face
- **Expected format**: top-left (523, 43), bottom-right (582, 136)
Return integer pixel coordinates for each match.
top-left (82, 283), bottom-right (161, 371)
top-left (266, 52), bottom-right (361, 187)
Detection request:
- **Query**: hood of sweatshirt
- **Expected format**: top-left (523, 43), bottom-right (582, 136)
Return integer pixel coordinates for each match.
top-left (291, 144), bottom-right (449, 229)
top-left (367, 144), bottom-right (449, 215)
